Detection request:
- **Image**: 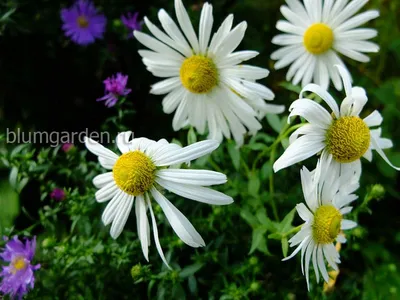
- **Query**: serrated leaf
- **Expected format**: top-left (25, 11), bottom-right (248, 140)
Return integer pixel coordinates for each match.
top-left (227, 141), bottom-right (240, 171)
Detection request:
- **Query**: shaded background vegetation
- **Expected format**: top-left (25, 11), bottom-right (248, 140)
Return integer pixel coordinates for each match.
top-left (0, 0), bottom-right (400, 299)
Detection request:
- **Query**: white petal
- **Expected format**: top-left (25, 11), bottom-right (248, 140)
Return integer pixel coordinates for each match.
top-left (102, 190), bottom-right (126, 225)
top-left (273, 135), bottom-right (326, 172)
top-left (158, 9), bottom-right (192, 56)
top-left (317, 246), bottom-right (329, 283)
top-left (335, 10), bottom-right (379, 32)
top-left (142, 17), bottom-right (190, 57)
top-left (282, 235), bottom-right (309, 261)
top-left (116, 131), bottom-right (132, 154)
top-left (289, 99), bottom-right (332, 128)
top-left (156, 178), bottom-right (233, 205)
top-left (300, 166), bottom-right (318, 212)
top-left (151, 77), bottom-right (181, 95)
top-left (272, 34), bottom-right (303, 46)
top-left (215, 22), bottom-right (247, 58)
top-left (304, 239), bottom-right (315, 291)
top-left (300, 84), bottom-right (340, 117)
top-left (341, 219), bottom-right (357, 230)
top-left (208, 14), bottom-right (233, 54)
top-left (135, 195), bottom-right (150, 261)
top-left (336, 65), bottom-right (353, 100)
top-left (156, 169), bottom-right (227, 186)
top-left (371, 135), bottom-right (400, 170)
top-left (110, 195), bottom-right (134, 239)
top-left (289, 124), bottom-right (325, 144)
top-left (154, 140), bottom-right (219, 166)
top-left (174, 0), bottom-right (200, 53)
top-left (99, 157), bottom-right (115, 170)
top-left (221, 65), bottom-right (269, 80)
top-left (199, 3), bottom-right (213, 54)
top-left (340, 206), bottom-right (353, 215)
top-left (217, 51), bottom-right (259, 67)
top-left (151, 187), bottom-right (205, 247)
top-left (312, 244), bottom-right (320, 283)
top-left (84, 137), bottom-right (119, 161)
top-left (147, 195), bottom-right (171, 269)
top-left (93, 172), bottom-right (113, 189)
top-left (296, 203), bottom-right (313, 222)
top-left (276, 20), bottom-right (305, 35)
top-left (134, 31), bottom-right (184, 59)
top-left (95, 182), bottom-right (119, 203)
top-left (363, 110), bottom-right (383, 127)
top-left (330, 0), bottom-right (369, 28)
top-left (162, 87), bottom-right (186, 114)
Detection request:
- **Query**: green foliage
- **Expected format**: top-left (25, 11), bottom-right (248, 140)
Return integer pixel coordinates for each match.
top-left (0, 0), bottom-right (399, 299)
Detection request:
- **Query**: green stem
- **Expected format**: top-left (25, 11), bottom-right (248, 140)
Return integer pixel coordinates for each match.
top-left (269, 146), bottom-right (279, 221)
top-left (283, 224), bottom-right (303, 237)
top-left (252, 123), bottom-right (304, 171)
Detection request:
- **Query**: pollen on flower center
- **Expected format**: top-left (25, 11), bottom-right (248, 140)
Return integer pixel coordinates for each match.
top-left (312, 205), bottom-right (342, 244)
top-left (326, 116), bottom-right (370, 163)
top-left (303, 23), bottom-right (334, 55)
top-left (11, 257), bottom-right (27, 274)
top-left (180, 55), bottom-right (218, 94)
top-left (77, 15), bottom-right (89, 28)
top-left (113, 151), bottom-right (156, 196)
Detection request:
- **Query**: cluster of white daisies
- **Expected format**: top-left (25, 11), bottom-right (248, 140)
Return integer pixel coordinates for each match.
top-left (84, 0), bottom-right (398, 290)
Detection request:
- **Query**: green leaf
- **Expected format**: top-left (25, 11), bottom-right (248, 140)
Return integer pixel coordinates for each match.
top-left (266, 114), bottom-right (282, 134)
top-left (9, 167), bottom-right (18, 189)
top-left (281, 237), bottom-right (289, 257)
top-left (246, 143), bottom-right (267, 151)
top-left (227, 142), bottom-right (240, 171)
top-left (179, 263), bottom-right (204, 278)
top-left (187, 127), bottom-right (197, 145)
top-left (260, 161), bottom-right (272, 181)
top-left (279, 81), bottom-right (302, 94)
top-left (256, 210), bottom-right (277, 233)
top-left (268, 233), bottom-right (282, 240)
top-left (249, 227), bottom-right (267, 254)
top-left (248, 172), bottom-right (260, 197)
top-left (240, 207), bottom-right (259, 228)
top-left (278, 208), bottom-right (296, 233)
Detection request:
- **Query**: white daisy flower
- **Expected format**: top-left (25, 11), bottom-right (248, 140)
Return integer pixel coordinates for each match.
top-left (273, 65), bottom-right (399, 173)
top-left (283, 158), bottom-right (359, 290)
top-left (134, 0), bottom-right (284, 146)
top-left (271, 0), bottom-right (379, 90)
top-left (84, 131), bottom-right (233, 268)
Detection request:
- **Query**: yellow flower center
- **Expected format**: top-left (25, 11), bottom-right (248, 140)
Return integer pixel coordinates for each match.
top-left (113, 151), bottom-right (156, 196)
top-left (180, 55), bottom-right (218, 94)
top-left (312, 205), bottom-right (342, 244)
top-left (77, 16), bottom-right (89, 28)
top-left (303, 23), bottom-right (334, 54)
top-left (326, 116), bottom-right (370, 163)
top-left (11, 257), bottom-right (27, 274)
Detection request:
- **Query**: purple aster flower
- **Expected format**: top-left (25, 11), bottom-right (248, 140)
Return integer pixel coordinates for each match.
top-left (0, 236), bottom-right (40, 299)
top-left (121, 12), bottom-right (143, 37)
top-left (50, 188), bottom-right (66, 202)
top-left (97, 73), bottom-right (131, 107)
top-left (61, 0), bottom-right (107, 45)
top-left (61, 143), bottom-right (74, 153)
